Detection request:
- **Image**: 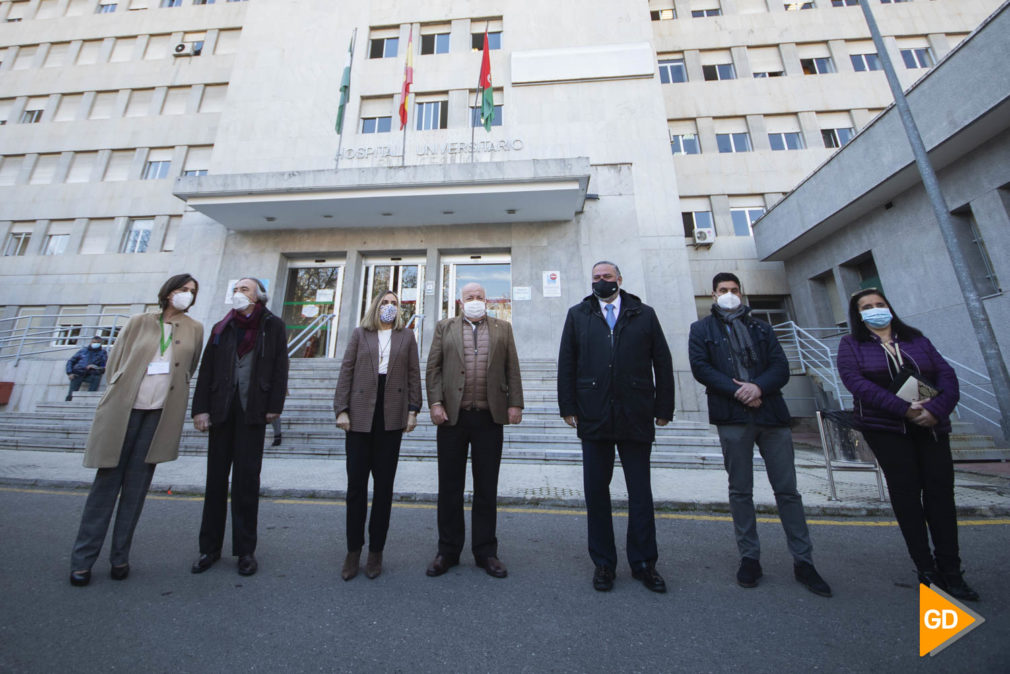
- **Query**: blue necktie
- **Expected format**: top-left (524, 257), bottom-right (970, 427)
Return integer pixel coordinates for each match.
top-left (605, 303), bottom-right (616, 330)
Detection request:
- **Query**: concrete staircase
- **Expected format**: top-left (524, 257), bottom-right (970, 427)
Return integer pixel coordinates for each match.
top-left (0, 358), bottom-right (727, 465)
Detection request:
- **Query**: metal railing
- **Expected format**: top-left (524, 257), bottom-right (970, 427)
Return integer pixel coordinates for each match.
top-left (0, 313), bottom-right (129, 365)
top-left (774, 321), bottom-right (1001, 433)
top-left (286, 313), bottom-right (337, 357)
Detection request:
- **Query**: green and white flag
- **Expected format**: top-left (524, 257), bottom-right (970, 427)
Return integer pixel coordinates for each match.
top-left (335, 35), bottom-right (354, 134)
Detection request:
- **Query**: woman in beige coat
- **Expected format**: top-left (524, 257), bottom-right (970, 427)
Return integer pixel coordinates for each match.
top-left (333, 290), bottom-right (421, 580)
top-left (69, 273), bottom-right (203, 586)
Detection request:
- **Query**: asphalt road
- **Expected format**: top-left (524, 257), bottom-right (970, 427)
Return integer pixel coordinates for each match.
top-left (1, 486), bottom-right (1007, 673)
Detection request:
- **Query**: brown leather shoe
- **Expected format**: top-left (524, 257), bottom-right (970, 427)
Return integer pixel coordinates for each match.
top-left (341, 549), bottom-right (361, 581)
top-left (425, 553), bottom-right (458, 577)
top-left (476, 556), bottom-right (508, 578)
top-left (365, 551), bottom-right (383, 579)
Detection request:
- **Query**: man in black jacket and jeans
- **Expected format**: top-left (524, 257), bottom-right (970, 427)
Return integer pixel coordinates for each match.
top-left (688, 272), bottom-right (831, 597)
top-left (558, 261), bottom-right (675, 593)
top-left (191, 277), bottom-right (289, 577)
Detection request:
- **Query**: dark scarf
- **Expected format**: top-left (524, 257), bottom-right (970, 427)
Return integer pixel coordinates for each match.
top-left (713, 304), bottom-right (756, 380)
top-left (212, 302), bottom-right (264, 357)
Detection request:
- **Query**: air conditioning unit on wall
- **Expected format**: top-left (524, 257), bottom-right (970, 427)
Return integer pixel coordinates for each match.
top-left (172, 42), bottom-right (196, 57)
top-left (693, 226), bottom-right (715, 246)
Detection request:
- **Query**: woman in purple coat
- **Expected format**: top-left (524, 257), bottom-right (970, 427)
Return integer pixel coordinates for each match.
top-left (837, 288), bottom-right (978, 601)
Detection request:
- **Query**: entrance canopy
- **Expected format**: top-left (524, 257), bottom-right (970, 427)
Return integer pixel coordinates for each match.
top-left (173, 157), bottom-right (591, 230)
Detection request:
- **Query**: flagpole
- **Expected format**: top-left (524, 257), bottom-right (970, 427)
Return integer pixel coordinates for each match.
top-left (335, 28), bottom-right (357, 170)
top-left (470, 20), bottom-right (490, 163)
top-left (400, 26), bottom-right (413, 167)
top-left (401, 104), bottom-right (408, 167)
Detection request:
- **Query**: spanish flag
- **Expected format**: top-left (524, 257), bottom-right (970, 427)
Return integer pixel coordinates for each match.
top-left (398, 28), bottom-right (413, 130)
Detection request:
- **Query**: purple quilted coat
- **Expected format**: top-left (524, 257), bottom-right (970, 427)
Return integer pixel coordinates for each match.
top-left (836, 333), bottom-right (959, 434)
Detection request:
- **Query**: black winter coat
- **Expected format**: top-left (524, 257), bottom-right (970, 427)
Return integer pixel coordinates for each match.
top-left (557, 291), bottom-right (675, 443)
top-left (191, 309), bottom-right (289, 425)
top-left (687, 306), bottom-right (791, 427)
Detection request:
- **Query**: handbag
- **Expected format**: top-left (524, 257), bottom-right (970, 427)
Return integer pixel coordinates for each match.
top-left (888, 367), bottom-right (941, 403)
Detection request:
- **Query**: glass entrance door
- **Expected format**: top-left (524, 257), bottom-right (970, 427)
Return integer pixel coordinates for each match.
top-left (282, 261), bottom-right (344, 358)
top-left (359, 256), bottom-right (425, 341)
top-left (440, 254), bottom-right (512, 322)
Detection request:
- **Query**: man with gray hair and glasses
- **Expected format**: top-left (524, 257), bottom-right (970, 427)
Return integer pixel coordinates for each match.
top-left (558, 261), bottom-right (674, 593)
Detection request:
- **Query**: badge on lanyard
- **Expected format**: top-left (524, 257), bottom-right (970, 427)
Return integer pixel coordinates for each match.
top-left (148, 315), bottom-right (173, 376)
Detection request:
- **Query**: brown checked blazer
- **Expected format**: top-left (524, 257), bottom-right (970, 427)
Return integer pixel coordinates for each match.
top-left (425, 315), bottom-right (524, 426)
top-left (333, 327), bottom-right (422, 432)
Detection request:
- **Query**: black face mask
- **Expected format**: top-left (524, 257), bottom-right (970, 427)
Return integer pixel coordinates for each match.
top-left (592, 280), bottom-right (619, 299)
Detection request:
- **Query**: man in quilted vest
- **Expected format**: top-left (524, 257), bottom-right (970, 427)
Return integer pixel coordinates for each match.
top-left (425, 282), bottom-right (524, 579)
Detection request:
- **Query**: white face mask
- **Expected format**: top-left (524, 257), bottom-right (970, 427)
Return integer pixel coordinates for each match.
top-left (171, 291), bottom-right (193, 311)
top-left (232, 292), bottom-right (252, 311)
top-left (462, 300), bottom-right (486, 320)
top-left (716, 292), bottom-right (742, 311)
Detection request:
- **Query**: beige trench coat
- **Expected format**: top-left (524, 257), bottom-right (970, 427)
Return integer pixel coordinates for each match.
top-left (83, 312), bottom-right (203, 468)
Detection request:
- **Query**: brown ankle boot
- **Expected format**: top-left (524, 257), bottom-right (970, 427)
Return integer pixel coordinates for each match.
top-left (365, 551), bottom-right (383, 579)
top-left (341, 550), bottom-right (361, 581)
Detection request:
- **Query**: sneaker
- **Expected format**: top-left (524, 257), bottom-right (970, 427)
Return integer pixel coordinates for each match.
top-left (794, 561), bottom-right (832, 597)
top-left (941, 569), bottom-right (980, 602)
top-left (737, 557), bottom-right (762, 588)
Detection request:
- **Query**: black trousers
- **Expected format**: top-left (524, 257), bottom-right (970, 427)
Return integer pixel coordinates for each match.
top-left (70, 409), bottom-right (160, 570)
top-left (581, 439), bottom-right (658, 571)
top-left (199, 396), bottom-right (266, 557)
top-left (862, 426), bottom-right (961, 573)
top-left (436, 409), bottom-right (503, 561)
top-left (345, 375), bottom-right (403, 553)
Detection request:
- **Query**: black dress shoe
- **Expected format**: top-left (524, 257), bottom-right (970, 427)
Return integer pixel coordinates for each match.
top-left (110, 564), bottom-right (130, 581)
top-left (593, 565), bottom-right (615, 592)
top-left (69, 570), bottom-right (91, 587)
top-left (737, 557), bottom-right (762, 588)
top-left (476, 556), bottom-right (508, 578)
top-left (794, 562), bottom-right (832, 597)
top-left (191, 551), bottom-right (221, 574)
top-left (426, 554), bottom-right (458, 577)
top-left (271, 435), bottom-right (282, 447)
top-left (632, 564), bottom-right (667, 594)
top-left (237, 554), bottom-right (258, 576)
top-left (941, 569), bottom-right (980, 602)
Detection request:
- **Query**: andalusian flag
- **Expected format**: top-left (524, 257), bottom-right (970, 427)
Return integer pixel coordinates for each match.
top-left (398, 27), bottom-right (414, 130)
top-left (335, 34), bottom-right (354, 134)
top-left (478, 32), bottom-right (493, 132)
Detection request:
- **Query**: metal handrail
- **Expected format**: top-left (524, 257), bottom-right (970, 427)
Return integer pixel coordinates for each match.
top-left (0, 313), bottom-right (129, 365)
top-left (287, 313), bottom-right (337, 357)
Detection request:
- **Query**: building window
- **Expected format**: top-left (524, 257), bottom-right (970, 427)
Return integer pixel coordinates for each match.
top-left (96, 3), bottom-right (117, 13)
top-left (671, 133), bottom-right (700, 155)
top-left (749, 297), bottom-right (792, 325)
top-left (43, 234), bottom-right (69, 256)
top-left (784, 2), bottom-right (814, 9)
top-left (471, 32), bottom-right (502, 51)
top-left (183, 169), bottom-right (208, 177)
top-left (122, 219), bottom-right (153, 253)
top-left (691, 9), bottom-right (722, 18)
top-left (682, 211), bottom-right (714, 238)
top-left (730, 208), bottom-right (765, 236)
top-left (753, 71), bottom-right (784, 78)
top-left (658, 59), bottom-right (687, 84)
top-left (470, 105), bottom-right (503, 127)
top-left (53, 315), bottom-right (84, 347)
top-left (880, 0), bottom-right (912, 4)
top-left (415, 100), bottom-right (448, 130)
top-left (194, 0), bottom-right (215, 4)
top-left (901, 48), bottom-right (934, 69)
top-left (801, 57), bottom-right (836, 75)
top-left (160, 0), bottom-right (183, 7)
top-left (650, 8), bottom-right (676, 20)
top-left (142, 160), bottom-right (172, 180)
top-left (769, 132), bottom-right (805, 151)
top-left (369, 37), bottom-right (399, 59)
top-left (3, 232), bottom-right (31, 256)
top-left (822, 127), bottom-right (854, 148)
top-left (187, 41), bottom-right (205, 56)
top-left (361, 116), bottom-right (393, 134)
top-left (716, 133), bottom-right (752, 153)
top-left (421, 33), bottom-right (450, 55)
top-left (20, 109), bottom-right (43, 124)
top-left (832, 0), bottom-right (859, 6)
top-left (850, 53), bottom-right (882, 72)
top-left (702, 63), bottom-right (736, 81)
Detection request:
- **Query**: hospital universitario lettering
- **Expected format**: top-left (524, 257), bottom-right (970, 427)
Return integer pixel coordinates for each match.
top-left (339, 138), bottom-right (525, 160)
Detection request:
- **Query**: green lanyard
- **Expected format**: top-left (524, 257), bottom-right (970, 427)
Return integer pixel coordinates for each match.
top-left (158, 315), bottom-right (172, 356)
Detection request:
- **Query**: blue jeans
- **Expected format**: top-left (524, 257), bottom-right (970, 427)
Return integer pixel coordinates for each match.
top-left (67, 372), bottom-right (102, 400)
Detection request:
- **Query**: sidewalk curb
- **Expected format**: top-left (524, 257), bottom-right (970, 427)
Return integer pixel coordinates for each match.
top-left (4, 476), bottom-right (1008, 519)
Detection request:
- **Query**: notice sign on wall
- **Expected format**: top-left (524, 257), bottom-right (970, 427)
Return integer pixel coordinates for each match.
top-left (542, 271), bottom-right (561, 297)
top-left (513, 286), bottom-right (532, 301)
